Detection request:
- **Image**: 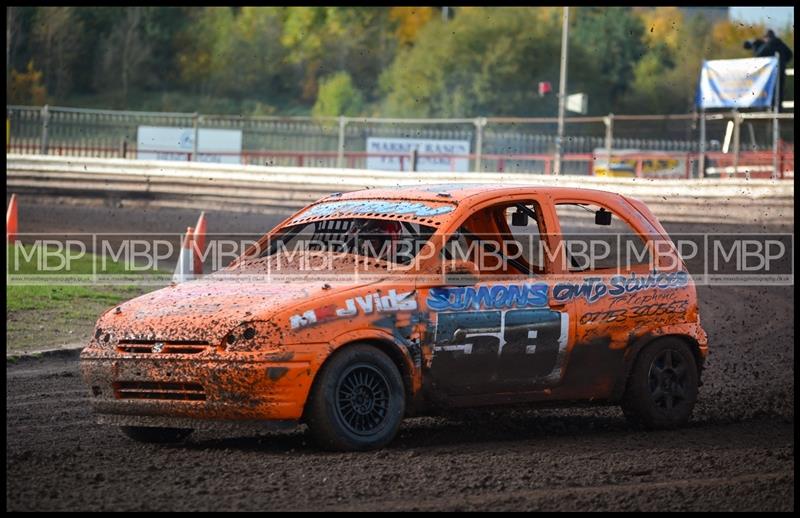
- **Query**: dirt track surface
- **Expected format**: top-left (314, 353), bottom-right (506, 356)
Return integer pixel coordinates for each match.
top-left (6, 198), bottom-right (795, 511)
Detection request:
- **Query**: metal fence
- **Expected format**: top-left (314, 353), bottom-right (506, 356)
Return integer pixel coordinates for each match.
top-left (6, 105), bottom-right (795, 179)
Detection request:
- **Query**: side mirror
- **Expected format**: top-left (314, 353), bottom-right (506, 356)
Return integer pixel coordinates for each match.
top-left (595, 208), bottom-right (612, 226)
top-left (511, 210), bottom-right (528, 226)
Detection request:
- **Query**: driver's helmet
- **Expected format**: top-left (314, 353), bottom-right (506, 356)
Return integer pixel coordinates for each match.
top-left (357, 219), bottom-right (402, 259)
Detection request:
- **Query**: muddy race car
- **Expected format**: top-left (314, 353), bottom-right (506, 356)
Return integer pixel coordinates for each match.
top-left (81, 184), bottom-right (708, 451)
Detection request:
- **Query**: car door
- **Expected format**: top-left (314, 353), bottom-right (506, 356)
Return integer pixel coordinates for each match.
top-left (545, 196), bottom-right (659, 401)
top-left (418, 194), bottom-right (575, 402)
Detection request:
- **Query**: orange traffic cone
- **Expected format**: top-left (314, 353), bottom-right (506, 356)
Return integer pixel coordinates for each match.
top-left (7, 193), bottom-right (18, 243)
top-left (172, 226), bottom-right (195, 283)
top-left (192, 212), bottom-right (207, 275)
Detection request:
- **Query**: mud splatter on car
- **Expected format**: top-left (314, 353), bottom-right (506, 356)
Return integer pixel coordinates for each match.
top-left (81, 184), bottom-right (708, 450)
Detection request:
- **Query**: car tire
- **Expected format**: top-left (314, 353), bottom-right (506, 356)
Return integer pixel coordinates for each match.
top-left (120, 426), bottom-right (193, 443)
top-left (621, 338), bottom-right (699, 430)
top-left (305, 344), bottom-right (405, 451)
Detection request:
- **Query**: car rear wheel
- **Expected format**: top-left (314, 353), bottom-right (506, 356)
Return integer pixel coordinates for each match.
top-left (306, 344), bottom-right (405, 451)
top-left (120, 426), bottom-right (193, 443)
top-left (621, 338), bottom-right (699, 430)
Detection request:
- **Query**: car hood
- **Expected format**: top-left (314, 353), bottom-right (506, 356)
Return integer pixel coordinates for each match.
top-left (96, 276), bottom-right (361, 344)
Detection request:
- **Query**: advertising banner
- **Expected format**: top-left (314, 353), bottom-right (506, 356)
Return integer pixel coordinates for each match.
top-left (593, 149), bottom-right (686, 179)
top-left (366, 137), bottom-right (471, 172)
top-left (696, 57), bottom-right (778, 109)
top-left (137, 126), bottom-right (242, 163)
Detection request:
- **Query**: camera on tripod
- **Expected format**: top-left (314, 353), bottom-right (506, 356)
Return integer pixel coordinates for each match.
top-left (743, 38), bottom-right (764, 51)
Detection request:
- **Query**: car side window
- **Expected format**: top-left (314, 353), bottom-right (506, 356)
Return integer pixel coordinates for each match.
top-left (555, 203), bottom-right (651, 271)
top-left (442, 200), bottom-right (546, 275)
top-left (503, 204), bottom-right (545, 273)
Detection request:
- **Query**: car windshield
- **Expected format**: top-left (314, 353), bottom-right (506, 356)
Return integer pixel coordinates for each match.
top-left (259, 217), bottom-right (436, 266)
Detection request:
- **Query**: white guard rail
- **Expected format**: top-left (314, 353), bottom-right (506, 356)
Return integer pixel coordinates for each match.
top-left (6, 154), bottom-right (794, 224)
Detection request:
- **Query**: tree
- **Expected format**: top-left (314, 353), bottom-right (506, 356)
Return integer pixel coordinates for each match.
top-left (7, 7), bottom-right (17, 93)
top-left (70, 7), bottom-right (122, 95)
top-left (174, 7), bottom-right (298, 112)
top-left (96, 7), bottom-right (153, 105)
top-left (620, 7), bottom-right (686, 113)
top-left (312, 72), bottom-right (365, 117)
top-left (176, 7), bottom-right (234, 97)
top-left (641, 7), bottom-right (684, 52)
top-left (708, 19), bottom-right (766, 59)
top-left (388, 7), bottom-right (435, 46)
top-left (31, 7), bottom-right (84, 98)
top-left (139, 7), bottom-right (193, 90)
top-left (208, 7), bottom-right (294, 102)
top-left (622, 11), bottom-right (776, 114)
top-left (572, 7), bottom-right (647, 113)
top-left (281, 7), bottom-right (396, 104)
top-left (381, 7), bottom-right (589, 117)
top-left (9, 60), bottom-right (47, 105)
top-left (7, 7), bottom-right (39, 95)
top-left (10, 6), bottom-right (789, 117)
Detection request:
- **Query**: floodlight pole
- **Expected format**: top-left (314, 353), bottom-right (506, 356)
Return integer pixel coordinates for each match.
top-left (554, 6), bottom-right (569, 176)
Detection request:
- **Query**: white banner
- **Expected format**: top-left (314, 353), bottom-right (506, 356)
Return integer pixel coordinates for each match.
top-left (137, 126), bottom-right (242, 164)
top-left (366, 137), bottom-right (471, 172)
top-left (696, 57), bottom-right (778, 109)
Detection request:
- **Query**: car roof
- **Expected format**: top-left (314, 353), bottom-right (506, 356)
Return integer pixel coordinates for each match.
top-left (280, 183), bottom-right (656, 236)
top-left (333, 183), bottom-right (627, 204)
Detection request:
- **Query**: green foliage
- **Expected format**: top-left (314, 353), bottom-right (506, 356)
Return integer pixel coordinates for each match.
top-left (9, 61), bottom-right (48, 105)
top-left (6, 7), bottom-right (787, 116)
top-left (380, 8), bottom-right (567, 117)
top-left (622, 13), bottom-right (714, 113)
top-left (312, 72), bottom-right (365, 117)
top-left (30, 7), bottom-right (84, 98)
top-left (572, 7), bottom-right (646, 113)
top-left (282, 7), bottom-right (396, 103)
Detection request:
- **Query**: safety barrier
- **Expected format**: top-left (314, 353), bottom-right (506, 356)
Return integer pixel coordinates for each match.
top-left (6, 154), bottom-right (794, 224)
top-left (7, 143), bottom-right (795, 179)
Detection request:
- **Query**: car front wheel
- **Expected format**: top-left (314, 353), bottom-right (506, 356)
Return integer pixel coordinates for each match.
top-left (621, 338), bottom-right (699, 429)
top-left (305, 344), bottom-right (405, 451)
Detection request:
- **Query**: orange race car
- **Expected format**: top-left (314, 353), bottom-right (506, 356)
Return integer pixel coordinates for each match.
top-left (81, 184), bottom-right (708, 451)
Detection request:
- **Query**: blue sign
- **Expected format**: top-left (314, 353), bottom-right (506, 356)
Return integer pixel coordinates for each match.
top-left (427, 283), bottom-right (549, 312)
top-left (552, 271), bottom-right (689, 304)
top-left (696, 57), bottom-right (778, 109)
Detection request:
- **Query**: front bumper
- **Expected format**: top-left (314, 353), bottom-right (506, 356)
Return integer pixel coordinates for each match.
top-left (80, 347), bottom-right (317, 422)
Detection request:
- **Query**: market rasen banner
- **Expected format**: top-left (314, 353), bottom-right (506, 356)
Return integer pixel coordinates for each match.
top-left (366, 137), bottom-right (471, 172)
top-left (696, 57), bottom-right (778, 109)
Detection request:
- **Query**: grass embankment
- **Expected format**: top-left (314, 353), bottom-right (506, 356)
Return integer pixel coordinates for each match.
top-left (6, 243), bottom-right (166, 354)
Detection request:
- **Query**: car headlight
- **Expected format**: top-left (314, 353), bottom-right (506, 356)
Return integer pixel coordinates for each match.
top-left (222, 321), bottom-right (280, 352)
top-left (91, 327), bottom-right (118, 349)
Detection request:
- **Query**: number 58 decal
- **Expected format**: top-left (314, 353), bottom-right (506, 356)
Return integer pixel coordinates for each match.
top-left (433, 309), bottom-right (570, 387)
